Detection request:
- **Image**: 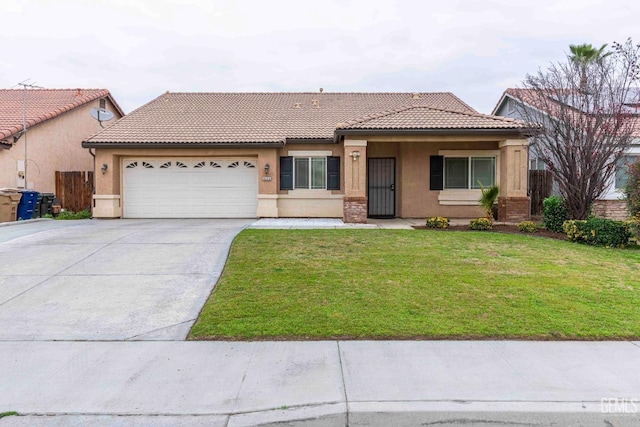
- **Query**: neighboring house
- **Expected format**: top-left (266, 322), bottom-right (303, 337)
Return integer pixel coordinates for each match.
top-left (0, 89), bottom-right (124, 193)
top-left (83, 92), bottom-right (533, 223)
top-left (493, 88), bottom-right (640, 219)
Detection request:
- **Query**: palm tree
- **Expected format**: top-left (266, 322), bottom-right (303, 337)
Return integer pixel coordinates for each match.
top-left (478, 183), bottom-right (499, 220)
top-left (569, 43), bottom-right (611, 90)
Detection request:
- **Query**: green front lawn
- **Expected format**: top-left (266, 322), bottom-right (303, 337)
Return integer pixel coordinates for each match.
top-left (189, 229), bottom-right (640, 340)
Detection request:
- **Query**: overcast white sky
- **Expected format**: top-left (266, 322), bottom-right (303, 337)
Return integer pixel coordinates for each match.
top-left (1, 0), bottom-right (638, 114)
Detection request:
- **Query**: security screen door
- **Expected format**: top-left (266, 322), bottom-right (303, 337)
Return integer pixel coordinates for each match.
top-left (367, 158), bottom-right (395, 217)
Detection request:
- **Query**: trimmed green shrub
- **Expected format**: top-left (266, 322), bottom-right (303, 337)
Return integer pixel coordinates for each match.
top-left (624, 214), bottom-right (640, 242)
top-left (56, 210), bottom-right (92, 220)
top-left (517, 221), bottom-right (538, 233)
top-left (623, 160), bottom-right (640, 217)
top-left (563, 217), bottom-right (632, 247)
top-left (469, 217), bottom-right (493, 230)
top-left (543, 196), bottom-right (569, 233)
top-left (425, 216), bottom-right (450, 229)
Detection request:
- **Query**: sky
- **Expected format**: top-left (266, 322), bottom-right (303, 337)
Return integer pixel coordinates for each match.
top-left (1, 0), bottom-right (638, 114)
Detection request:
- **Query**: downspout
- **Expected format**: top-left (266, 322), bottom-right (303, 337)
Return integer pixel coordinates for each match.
top-left (89, 148), bottom-right (96, 216)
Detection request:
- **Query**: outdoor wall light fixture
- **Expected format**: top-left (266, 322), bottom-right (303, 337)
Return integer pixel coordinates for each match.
top-left (351, 151), bottom-right (361, 161)
top-left (101, 163), bottom-right (108, 174)
top-left (264, 163), bottom-right (270, 175)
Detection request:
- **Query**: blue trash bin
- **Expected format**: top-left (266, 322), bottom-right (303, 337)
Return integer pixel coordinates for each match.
top-left (17, 190), bottom-right (39, 220)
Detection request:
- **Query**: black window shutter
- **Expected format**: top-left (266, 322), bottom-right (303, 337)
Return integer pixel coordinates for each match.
top-left (327, 156), bottom-right (340, 190)
top-left (430, 155), bottom-right (444, 190)
top-left (280, 156), bottom-right (293, 190)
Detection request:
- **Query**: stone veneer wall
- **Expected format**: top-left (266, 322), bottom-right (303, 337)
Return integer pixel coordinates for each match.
top-left (592, 200), bottom-right (629, 220)
top-left (343, 197), bottom-right (368, 223)
top-left (497, 197), bottom-right (530, 223)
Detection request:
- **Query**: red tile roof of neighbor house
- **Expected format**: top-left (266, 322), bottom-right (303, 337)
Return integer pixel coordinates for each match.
top-left (0, 89), bottom-right (124, 143)
top-left (83, 92), bottom-right (531, 147)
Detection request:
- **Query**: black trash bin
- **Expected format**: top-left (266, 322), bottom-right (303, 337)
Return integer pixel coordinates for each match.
top-left (40, 193), bottom-right (55, 217)
top-left (33, 194), bottom-right (44, 219)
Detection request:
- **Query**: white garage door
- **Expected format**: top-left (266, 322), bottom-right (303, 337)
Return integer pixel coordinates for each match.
top-left (122, 158), bottom-right (258, 218)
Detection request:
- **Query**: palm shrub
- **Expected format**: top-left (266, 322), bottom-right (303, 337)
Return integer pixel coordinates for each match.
top-left (478, 183), bottom-right (499, 220)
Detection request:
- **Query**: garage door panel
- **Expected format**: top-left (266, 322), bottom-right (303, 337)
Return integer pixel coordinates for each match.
top-left (123, 158), bottom-right (258, 218)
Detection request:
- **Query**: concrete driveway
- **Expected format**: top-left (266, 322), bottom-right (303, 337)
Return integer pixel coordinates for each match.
top-left (0, 218), bottom-right (251, 341)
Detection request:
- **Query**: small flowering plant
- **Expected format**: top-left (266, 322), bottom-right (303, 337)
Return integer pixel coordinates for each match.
top-left (425, 216), bottom-right (450, 229)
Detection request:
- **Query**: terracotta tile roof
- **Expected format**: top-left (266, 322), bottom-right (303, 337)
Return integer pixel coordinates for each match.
top-left (0, 88), bottom-right (124, 141)
top-left (84, 92), bottom-right (493, 146)
top-left (337, 105), bottom-right (529, 130)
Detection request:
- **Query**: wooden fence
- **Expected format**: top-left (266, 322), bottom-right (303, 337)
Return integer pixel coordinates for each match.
top-left (529, 170), bottom-right (553, 216)
top-left (55, 171), bottom-right (93, 213)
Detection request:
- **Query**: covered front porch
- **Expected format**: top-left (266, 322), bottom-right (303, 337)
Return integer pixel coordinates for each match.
top-left (341, 135), bottom-right (531, 223)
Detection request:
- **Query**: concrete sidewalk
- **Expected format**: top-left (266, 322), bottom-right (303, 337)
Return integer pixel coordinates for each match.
top-left (1, 341), bottom-right (639, 426)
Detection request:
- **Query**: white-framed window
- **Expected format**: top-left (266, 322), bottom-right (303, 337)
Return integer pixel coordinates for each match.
top-left (444, 156), bottom-right (496, 190)
top-left (294, 157), bottom-right (327, 189)
top-left (615, 155), bottom-right (639, 190)
top-left (530, 157), bottom-right (546, 171)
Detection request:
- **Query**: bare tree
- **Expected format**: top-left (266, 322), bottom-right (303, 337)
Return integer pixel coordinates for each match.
top-left (516, 38), bottom-right (640, 219)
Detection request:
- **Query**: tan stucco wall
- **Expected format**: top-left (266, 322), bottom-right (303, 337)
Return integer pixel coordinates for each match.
top-left (92, 133), bottom-right (528, 220)
top-left (367, 136), bottom-right (503, 218)
top-left (0, 98), bottom-right (122, 193)
top-left (93, 147), bottom-right (278, 218)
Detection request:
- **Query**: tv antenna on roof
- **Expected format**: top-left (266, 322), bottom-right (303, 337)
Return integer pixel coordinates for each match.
top-left (12, 78), bottom-right (43, 190)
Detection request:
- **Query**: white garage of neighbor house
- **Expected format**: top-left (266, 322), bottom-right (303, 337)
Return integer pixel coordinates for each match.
top-left (83, 92), bottom-right (534, 223)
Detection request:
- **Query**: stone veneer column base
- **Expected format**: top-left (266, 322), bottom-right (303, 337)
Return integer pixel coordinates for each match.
top-left (343, 196), bottom-right (368, 223)
top-left (497, 196), bottom-right (530, 222)
top-left (592, 200), bottom-right (629, 220)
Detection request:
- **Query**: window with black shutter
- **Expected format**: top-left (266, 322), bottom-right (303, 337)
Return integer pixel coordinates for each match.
top-left (327, 156), bottom-right (340, 190)
top-left (430, 155), bottom-right (444, 190)
top-left (280, 156), bottom-right (293, 190)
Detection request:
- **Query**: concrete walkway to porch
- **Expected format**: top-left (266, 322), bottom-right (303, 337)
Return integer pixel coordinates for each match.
top-left (249, 217), bottom-right (473, 229)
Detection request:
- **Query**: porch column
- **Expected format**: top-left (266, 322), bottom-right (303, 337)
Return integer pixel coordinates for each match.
top-left (343, 139), bottom-right (367, 223)
top-left (256, 150), bottom-right (278, 217)
top-left (498, 139), bottom-right (530, 222)
top-left (92, 151), bottom-right (122, 218)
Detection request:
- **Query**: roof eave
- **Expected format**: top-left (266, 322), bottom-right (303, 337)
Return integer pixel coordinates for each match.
top-left (491, 92), bottom-right (512, 115)
top-left (81, 141), bottom-right (286, 149)
top-left (285, 138), bottom-right (335, 144)
top-left (335, 128), bottom-right (537, 138)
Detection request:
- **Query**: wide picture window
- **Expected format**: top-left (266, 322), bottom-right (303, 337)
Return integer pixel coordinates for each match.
top-left (295, 157), bottom-right (326, 189)
top-left (444, 157), bottom-right (495, 189)
top-left (280, 156), bottom-right (340, 191)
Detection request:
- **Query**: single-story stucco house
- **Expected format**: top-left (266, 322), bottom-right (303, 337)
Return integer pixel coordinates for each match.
top-left (83, 91), bottom-right (534, 223)
top-left (0, 89), bottom-right (123, 193)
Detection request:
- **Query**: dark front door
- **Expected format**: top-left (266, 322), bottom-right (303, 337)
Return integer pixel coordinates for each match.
top-left (368, 158), bottom-right (395, 217)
